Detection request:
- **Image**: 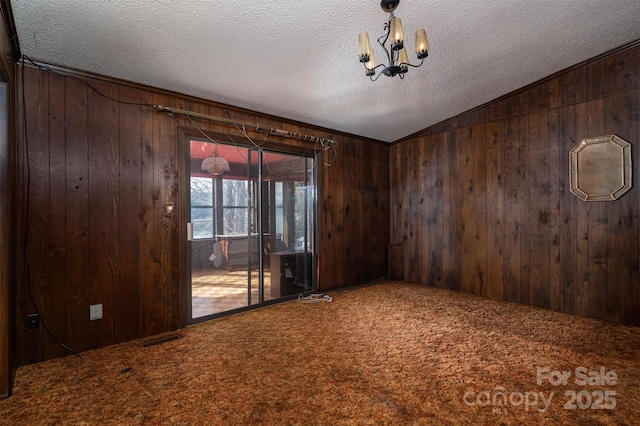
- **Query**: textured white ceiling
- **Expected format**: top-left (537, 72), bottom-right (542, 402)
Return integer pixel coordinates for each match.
top-left (11, 0), bottom-right (640, 142)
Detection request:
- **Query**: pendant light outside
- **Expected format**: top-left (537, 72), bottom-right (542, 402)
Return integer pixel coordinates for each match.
top-left (201, 150), bottom-right (230, 176)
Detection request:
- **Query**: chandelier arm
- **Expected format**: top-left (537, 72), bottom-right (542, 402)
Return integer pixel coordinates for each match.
top-left (369, 72), bottom-right (384, 82)
top-left (366, 63), bottom-right (388, 73)
top-left (379, 42), bottom-right (392, 67)
top-left (376, 15), bottom-right (394, 66)
top-left (399, 58), bottom-right (425, 69)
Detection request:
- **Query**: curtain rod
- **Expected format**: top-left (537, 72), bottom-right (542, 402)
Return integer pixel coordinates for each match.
top-left (153, 104), bottom-right (337, 147)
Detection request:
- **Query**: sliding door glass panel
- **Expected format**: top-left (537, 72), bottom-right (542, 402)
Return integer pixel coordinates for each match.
top-left (188, 140), bottom-right (315, 322)
top-left (262, 155), bottom-right (314, 300)
top-left (189, 143), bottom-right (252, 319)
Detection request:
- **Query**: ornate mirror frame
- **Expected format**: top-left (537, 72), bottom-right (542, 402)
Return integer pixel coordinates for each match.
top-left (569, 134), bottom-right (632, 201)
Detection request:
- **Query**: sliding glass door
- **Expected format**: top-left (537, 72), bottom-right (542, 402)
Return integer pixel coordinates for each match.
top-left (187, 140), bottom-right (315, 322)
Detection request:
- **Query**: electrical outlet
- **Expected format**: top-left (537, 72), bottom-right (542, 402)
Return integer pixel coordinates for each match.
top-left (89, 304), bottom-right (103, 321)
top-left (27, 313), bottom-right (40, 329)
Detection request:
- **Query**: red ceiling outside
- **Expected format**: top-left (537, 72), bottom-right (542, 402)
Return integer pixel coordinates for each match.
top-left (189, 140), bottom-right (292, 163)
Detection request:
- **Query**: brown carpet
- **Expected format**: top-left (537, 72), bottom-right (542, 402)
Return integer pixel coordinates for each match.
top-left (1, 282), bottom-right (639, 425)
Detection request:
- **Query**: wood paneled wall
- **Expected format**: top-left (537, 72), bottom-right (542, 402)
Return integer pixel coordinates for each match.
top-left (0, 1), bottom-right (18, 397)
top-left (391, 42), bottom-right (640, 326)
top-left (16, 64), bottom-right (389, 365)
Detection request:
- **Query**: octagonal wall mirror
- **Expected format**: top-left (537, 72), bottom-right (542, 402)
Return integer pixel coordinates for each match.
top-left (569, 134), bottom-right (632, 201)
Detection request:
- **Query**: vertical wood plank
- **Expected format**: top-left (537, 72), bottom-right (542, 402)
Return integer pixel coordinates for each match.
top-left (585, 99), bottom-right (608, 321)
top-left (88, 80), bottom-right (120, 349)
top-left (408, 138), bottom-right (418, 284)
top-left (117, 86), bottom-right (142, 341)
top-left (318, 142), bottom-right (336, 288)
top-left (389, 144), bottom-right (403, 279)
top-left (359, 140), bottom-right (372, 282)
top-left (361, 140), bottom-right (374, 281)
top-left (574, 103), bottom-right (590, 318)
top-left (548, 77), bottom-right (560, 110)
top-left (24, 66), bottom-right (49, 362)
top-left (64, 76), bottom-right (90, 353)
top-left (605, 48), bottom-right (637, 96)
top-left (557, 105), bottom-right (576, 315)
top-left (442, 131), bottom-right (458, 289)
top-left (460, 127), bottom-right (476, 294)
top-left (173, 98), bottom-right (187, 327)
top-left (575, 64), bottom-right (588, 105)
top-left (452, 128), bottom-right (466, 292)
top-left (356, 140), bottom-right (368, 282)
top-left (139, 91), bottom-right (158, 336)
top-left (371, 142), bottom-right (389, 281)
top-left (47, 72), bottom-right (69, 359)
top-left (169, 101), bottom-right (181, 329)
top-left (487, 93), bottom-right (522, 122)
top-left (559, 70), bottom-right (578, 107)
top-left (398, 141), bottom-right (410, 282)
top-left (153, 93), bottom-right (178, 332)
top-left (605, 92), bottom-right (638, 325)
top-left (418, 138), bottom-right (429, 285)
top-left (473, 124), bottom-right (487, 296)
top-left (503, 117), bottom-right (522, 303)
top-left (547, 108), bottom-right (556, 311)
top-left (441, 132), bottom-right (451, 288)
top-left (525, 81), bottom-right (550, 115)
top-left (389, 146), bottom-right (401, 246)
top-left (15, 65), bottom-right (26, 365)
top-left (408, 138), bottom-right (420, 284)
top-left (486, 120), bottom-right (504, 299)
top-left (588, 58), bottom-right (606, 102)
top-left (548, 108), bottom-right (561, 313)
top-left (341, 140), bottom-right (354, 284)
top-left (400, 141), bottom-right (410, 281)
top-left (528, 111), bottom-right (550, 309)
top-left (417, 137), bottom-right (428, 285)
top-left (343, 139), bottom-right (365, 283)
top-left (330, 135), bottom-right (345, 288)
top-left (428, 134), bottom-right (444, 288)
top-left (518, 117), bottom-right (531, 306)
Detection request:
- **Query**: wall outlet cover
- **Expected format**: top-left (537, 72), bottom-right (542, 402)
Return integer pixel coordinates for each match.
top-left (89, 304), bottom-right (103, 320)
top-left (27, 313), bottom-right (40, 329)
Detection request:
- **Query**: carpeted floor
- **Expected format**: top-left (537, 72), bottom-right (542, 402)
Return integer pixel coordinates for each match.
top-left (1, 282), bottom-right (639, 425)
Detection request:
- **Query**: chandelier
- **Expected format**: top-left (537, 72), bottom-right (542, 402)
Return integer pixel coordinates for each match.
top-left (358, 0), bottom-right (429, 80)
top-left (201, 146), bottom-right (230, 175)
